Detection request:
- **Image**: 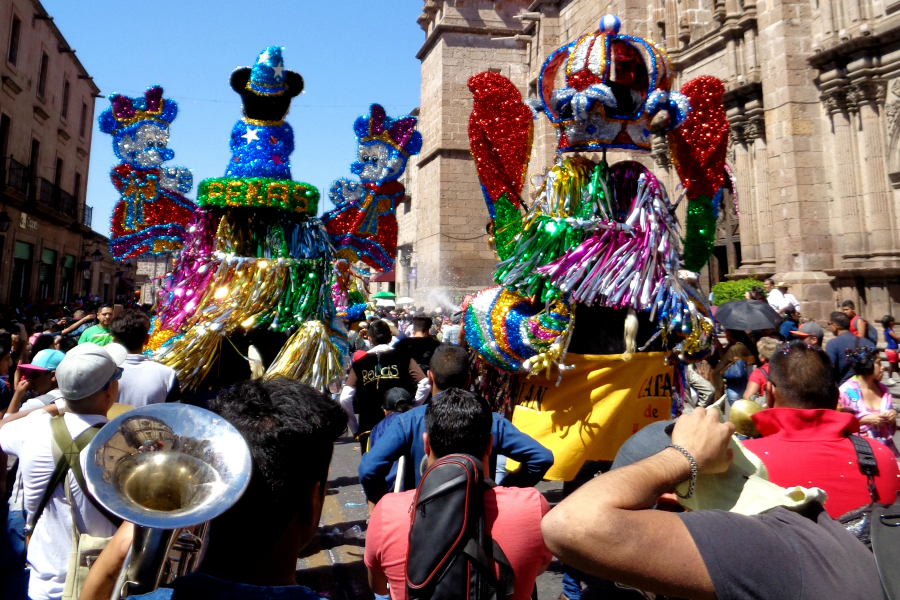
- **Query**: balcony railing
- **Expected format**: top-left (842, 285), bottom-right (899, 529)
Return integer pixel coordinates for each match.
top-left (31, 177), bottom-right (78, 220)
top-left (2, 158), bottom-right (83, 221)
top-left (83, 204), bottom-right (93, 228)
top-left (1, 157), bottom-right (30, 196)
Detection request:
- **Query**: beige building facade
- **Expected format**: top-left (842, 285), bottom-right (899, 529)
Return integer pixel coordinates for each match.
top-left (0, 0), bottom-right (121, 305)
top-left (398, 0), bottom-right (900, 327)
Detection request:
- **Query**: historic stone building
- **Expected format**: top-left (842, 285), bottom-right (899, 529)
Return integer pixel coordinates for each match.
top-left (397, 0), bottom-right (900, 326)
top-left (0, 0), bottom-right (122, 305)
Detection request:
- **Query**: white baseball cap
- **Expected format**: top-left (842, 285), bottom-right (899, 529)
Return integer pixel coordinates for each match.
top-left (56, 343), bottom-right (128, 401)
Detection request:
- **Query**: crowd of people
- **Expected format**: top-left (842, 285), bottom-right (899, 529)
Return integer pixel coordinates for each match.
top-left (0, 288), bottom-right (897, 600)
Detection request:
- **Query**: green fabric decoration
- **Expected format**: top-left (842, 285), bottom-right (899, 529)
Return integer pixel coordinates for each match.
top-left (493, 193), bottom-right (523, 261)
top-left (683, 195), bottom-right (717, 272)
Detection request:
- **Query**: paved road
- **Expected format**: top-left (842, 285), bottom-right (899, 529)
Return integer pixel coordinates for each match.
top-left (295, 434), bottom-right (569, 600)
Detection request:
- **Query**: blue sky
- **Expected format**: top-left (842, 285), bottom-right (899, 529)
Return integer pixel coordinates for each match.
top-left (40, 0), bottom-right (424, 233)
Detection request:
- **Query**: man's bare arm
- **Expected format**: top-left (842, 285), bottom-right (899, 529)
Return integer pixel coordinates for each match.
top-left (0, 404), bottom-right (59, 429)
top-left (542, 408), bottom-right (734, 600)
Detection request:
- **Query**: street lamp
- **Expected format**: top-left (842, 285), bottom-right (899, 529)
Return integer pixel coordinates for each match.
top-left (91, 247), bottom-right (102, 262)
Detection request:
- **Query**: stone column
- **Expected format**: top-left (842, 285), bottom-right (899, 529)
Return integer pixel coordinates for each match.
top-left (822, 89), bottom-right (866, 261)
top-left (850, 80), bottom-right (897, 259)
top-left (745, 117), bottom-right (774, 270)
top-left (730, 125), bottom-right (759, 267)
top-left (755, 0), bottom-right (834, 320)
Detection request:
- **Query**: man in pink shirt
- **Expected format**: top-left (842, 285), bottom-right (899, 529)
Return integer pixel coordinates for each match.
top-left (365, 388), bottom-right (552, 600)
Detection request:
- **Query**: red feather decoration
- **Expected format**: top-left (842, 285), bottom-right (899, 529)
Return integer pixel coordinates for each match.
top-left (467, 72), bottom-right (534, 215)
top-left (667, 76), bottom-right (730, 200)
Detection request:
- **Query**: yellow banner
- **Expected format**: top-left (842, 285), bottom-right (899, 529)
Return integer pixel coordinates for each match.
top-left (507, 352), bottom-right (674, 481)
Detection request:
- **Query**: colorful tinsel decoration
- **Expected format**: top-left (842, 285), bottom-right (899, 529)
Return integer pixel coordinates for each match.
top-left (464, 286), bottom-right (573, 377)
top-left (467, 72), bottom-right (534, 217)
top-left (153, 47), bottom-right (345, 391)
top-left (532, 14), bottom-right (690, 154)
top-left (667, 76), bottom-right (730, 272)
top-left (462, 16), bottom-right (726, 381)
top-left (98, 85), bottom-right (196, 260)
top-left (321, 104), bottom-right (422, 272)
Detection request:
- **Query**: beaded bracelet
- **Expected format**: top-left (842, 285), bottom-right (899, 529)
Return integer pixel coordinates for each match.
top-left (666, 444), bottom-right (698, 499)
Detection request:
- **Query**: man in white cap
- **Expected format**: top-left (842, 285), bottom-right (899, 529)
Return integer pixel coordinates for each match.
top-left (0, 343), bottom-right (127, 600)
top-left (776, 281), bottom-right (801, 314)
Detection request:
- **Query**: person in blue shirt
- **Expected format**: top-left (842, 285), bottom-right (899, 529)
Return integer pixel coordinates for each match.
top-left (80, 377), bottom-right (347, 600)
top-left (367, 387), bottom-right (414, 490)
top-left (779, 305), bottom-right (798, 341)
top-left (826, 311), bottom-right (875, 385)
top-left (359, 344), bottom-right (554, 507)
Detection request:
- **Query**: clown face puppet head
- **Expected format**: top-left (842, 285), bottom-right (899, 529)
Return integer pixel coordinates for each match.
top-left (351, 139), bottom-right (409, 184)
top-left (349, 104), bottom-right (423, 186)
top-left (116, 122), bottom-right (173, 168)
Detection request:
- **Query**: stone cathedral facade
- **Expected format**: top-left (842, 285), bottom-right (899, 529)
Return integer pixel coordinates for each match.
top-left (394, 0), bottom-right (900, 324)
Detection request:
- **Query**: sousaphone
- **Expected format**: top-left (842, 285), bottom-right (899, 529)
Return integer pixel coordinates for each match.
top-left (84, 403), bottom-right (252, 598)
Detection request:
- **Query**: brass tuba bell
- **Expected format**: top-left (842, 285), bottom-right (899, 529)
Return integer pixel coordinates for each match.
top-left (84, 403), bottom-right (252, 598)
top-left (728, 399), bottom-right (764, 438)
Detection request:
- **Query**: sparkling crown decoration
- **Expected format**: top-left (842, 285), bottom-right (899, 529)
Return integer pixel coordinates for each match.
top-left (537, 14), bottom-right (690, 153)
top-left (99, 86), bottom-right (177, 132)
top-left (354, 104), bottom-right (421, 156)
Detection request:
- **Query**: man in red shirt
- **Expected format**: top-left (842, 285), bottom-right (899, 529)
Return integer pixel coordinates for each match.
top-left (742, 340), bottom-right (900, 517)
top-left (364, 388), bottom-right (552, 600)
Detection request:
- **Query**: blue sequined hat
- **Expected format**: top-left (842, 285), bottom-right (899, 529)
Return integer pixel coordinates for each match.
top-left (247, 46), bottom-right (288, 96)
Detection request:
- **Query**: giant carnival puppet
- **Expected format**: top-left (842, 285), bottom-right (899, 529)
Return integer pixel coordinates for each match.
top-left (464, 15), bottom-right (728, 481)
top-left (99, 86), bottom-right (196, 260)
top-left (149, 47), bottom-right (347, 392)
top-left (321, 104), bottom-right (422, 273)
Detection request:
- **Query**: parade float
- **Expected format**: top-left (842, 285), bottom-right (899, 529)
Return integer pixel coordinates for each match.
top-left (149, 47), bottom-right (347, 392)
top-left (322, 104), bottom-right (422, 320)
top-left (99, 86), bottom-right (196, 260)
top-left (464, 15), bottom-right (727, 480)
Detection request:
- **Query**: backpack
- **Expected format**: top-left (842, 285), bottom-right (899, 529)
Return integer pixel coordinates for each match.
top-left (838, 435), bottom-right (900, 599)
top-left (406, 454), bottom-right (516, 600)
top-left (852, 316), bottom-right (878, 344)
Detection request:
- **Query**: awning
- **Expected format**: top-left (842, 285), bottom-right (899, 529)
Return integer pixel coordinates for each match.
top-left (369, 270), bottom-right (395, 283)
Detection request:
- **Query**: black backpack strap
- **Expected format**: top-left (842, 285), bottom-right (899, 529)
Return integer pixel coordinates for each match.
top-left (850, 434), bottom-right (880, 503)
top-left (492, 539), bottom-right (516, 600)
top-left (462, 538), bottom-right (516, 600)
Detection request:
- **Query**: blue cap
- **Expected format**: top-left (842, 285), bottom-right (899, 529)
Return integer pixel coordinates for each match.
top-left (18, 349), bottom-right (66, 373)
top-left (247, 46), bottom-right (287, 96)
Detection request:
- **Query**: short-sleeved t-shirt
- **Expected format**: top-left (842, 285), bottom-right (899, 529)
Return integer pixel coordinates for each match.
top-left (0, 410), bottom-right (118, 600)
top-left (365, 486), bottom-right (552, 600)
top-left (77, 324), bottom-right (113, 346)
top-left (826, 331), bottom-right (874, 385)
top-left (679, 506), bottom-right (883, 600)
top-left (746, 363), bottom-right (769, 389)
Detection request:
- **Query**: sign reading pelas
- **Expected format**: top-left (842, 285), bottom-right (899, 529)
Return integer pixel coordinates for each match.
top-left (197, 177), bottom-right (319, 214)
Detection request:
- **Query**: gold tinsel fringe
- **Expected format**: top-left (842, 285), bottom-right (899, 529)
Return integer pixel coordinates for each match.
top-left (157, 257), bottom-right (291, 389)
top-left (265, 321), bottom-right (344, 391)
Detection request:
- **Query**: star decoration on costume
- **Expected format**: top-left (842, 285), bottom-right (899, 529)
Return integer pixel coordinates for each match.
top-left (258, 49), bottom-right (271, 64)
top-left (242, 128), bottom-right (259, 143)
top-left (273, 62), bottom-right (285, 81)
top-left (271, 155), bottom-right (283, 165)
top-left (270, 136), bottom-right (278, 144)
